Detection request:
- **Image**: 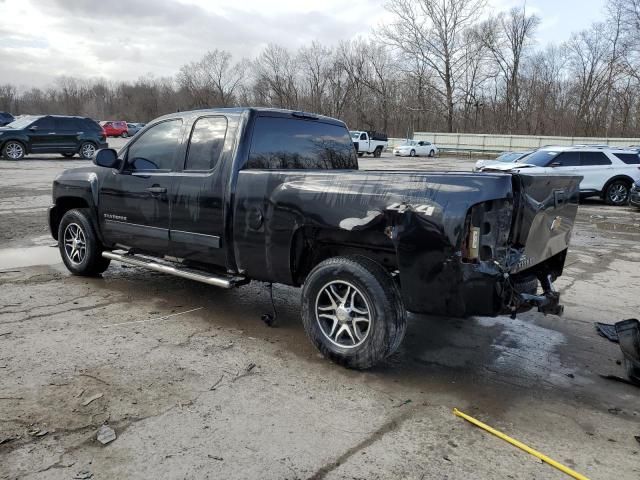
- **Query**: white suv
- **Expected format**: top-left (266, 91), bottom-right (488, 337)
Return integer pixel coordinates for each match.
top-left (480, 146), bottom-right (640, 206)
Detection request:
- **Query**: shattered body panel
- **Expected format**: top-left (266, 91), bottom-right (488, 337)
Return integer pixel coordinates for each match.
top-left (232, 169), bottom-right (580, 317)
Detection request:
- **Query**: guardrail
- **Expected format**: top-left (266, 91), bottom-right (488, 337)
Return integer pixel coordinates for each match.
top-left (411, 132), bottom-right (640, 153)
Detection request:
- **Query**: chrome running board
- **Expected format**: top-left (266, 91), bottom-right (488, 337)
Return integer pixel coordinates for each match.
top-left (102, 251), bottom-right (246, 289)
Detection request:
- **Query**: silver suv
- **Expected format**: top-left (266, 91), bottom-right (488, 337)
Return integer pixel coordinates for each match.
top-left (481, 145), bottom-right (640, 206)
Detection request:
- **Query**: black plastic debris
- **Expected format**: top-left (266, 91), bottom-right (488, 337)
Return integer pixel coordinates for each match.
top-left (595, 322), bottom-right (619, 343)
top-left (615, 319), bottom-right (640, 386)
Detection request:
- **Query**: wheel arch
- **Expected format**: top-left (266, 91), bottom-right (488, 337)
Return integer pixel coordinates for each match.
top-left (50, 197), bottom-right (100, 241)
top-left (602, 174), bottom-right (634, 194)
top-left (1, 138), bottom-right (28, 155)
top-left (290, 226), bottom-right (398, 286)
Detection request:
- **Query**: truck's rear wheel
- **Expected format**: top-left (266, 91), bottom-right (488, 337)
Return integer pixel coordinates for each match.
top-left (373, 146), bottom-right (382, 158)
top-left (58, 208), bottom-right (110, 276)
top-left (357, 152), bottom-right (364, 157)
top-left (301, 256), bottom-right (406, 369)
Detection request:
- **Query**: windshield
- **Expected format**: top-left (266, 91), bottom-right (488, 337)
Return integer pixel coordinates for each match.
top-left (496, 152), bottom-right (520, 162)
top-left (5, 116), bottom-right (36, 129)
top-left (519, 150), bottom-right (559, 166)
top-left (350, 131), bottom-right (360, 139)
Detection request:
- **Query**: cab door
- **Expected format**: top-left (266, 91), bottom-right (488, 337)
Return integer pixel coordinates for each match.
top-left (54, 117), bottom-right (79, 152)
top-left (578, 151), bottom-right (613, 191)
top-left (99, 118), bottom-right (184, 254)
top-left (28, 116), bottom-right (57, 152)
top-left (169, 115), bottom-right (229, 267)
top-left (546, 151), bottom-right (580, 176)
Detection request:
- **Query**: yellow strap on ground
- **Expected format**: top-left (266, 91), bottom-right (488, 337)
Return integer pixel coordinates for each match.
top-left (453, 408), bottom-right (590, 480)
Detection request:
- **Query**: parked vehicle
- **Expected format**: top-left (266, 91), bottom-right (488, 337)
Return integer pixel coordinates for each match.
top-left (49, 108), bottom-right (580, 369)
top-left (100, 120), bottom-right (129, 137)
top-left (630, 181), bottom-right (640, 208)
top-left (126, 123), bottom-right (145, 136)
top-left (393, 140), bottom-right (438, 157)
top-left (0, 111), bottom-right (15, 127)
top-left (0, 115), bottom-right (107, 160)
top-left (350, 130), bottom-right (388, 157)
top-left (474, 151), bottom-right (532, 172)
top-left (480, 146), bottom-right (640, 206)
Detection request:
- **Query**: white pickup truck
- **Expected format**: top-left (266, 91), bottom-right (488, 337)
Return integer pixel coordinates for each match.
top-left (350, 130), bottom-right (388, 157)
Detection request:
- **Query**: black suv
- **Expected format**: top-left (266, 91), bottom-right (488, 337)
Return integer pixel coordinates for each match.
top-left (0, 115), bottom-right (108, 160)
top-left (0, 112), bottom-right (14, 127)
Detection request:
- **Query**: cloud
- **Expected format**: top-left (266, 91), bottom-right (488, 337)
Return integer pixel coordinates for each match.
top-left (0, 0), bottom-right (386, 88)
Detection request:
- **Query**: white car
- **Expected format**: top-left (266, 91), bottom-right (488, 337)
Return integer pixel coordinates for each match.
top-left (474, 150), bottom-right (532, 171)
top-left (480, 146), bottom-right (640, 206)
top-left (393, 140), bottom-right (438, 157)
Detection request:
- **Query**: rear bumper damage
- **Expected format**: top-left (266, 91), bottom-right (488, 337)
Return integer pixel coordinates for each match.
top-left (512, 274), bottom-right (563, 318)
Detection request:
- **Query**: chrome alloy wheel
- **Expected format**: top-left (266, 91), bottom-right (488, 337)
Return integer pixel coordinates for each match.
top-left (81, 143), bottom-right (96, 158)
top-left (608, 183), bottom-right (628, 204)
top-left (5, 142), bottom-right (24, 159)
top-left (63, 223), bottom-right (87, 265)
top-left (315, 280), bottom-right (372, 348)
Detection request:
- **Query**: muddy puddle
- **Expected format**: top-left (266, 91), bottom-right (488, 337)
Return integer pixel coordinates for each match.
top-left (0, 245), bottom-right (61, 270)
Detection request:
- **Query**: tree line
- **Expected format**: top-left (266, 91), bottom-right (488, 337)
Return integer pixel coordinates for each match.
top-left (2, 0), bottom-right (640, 138)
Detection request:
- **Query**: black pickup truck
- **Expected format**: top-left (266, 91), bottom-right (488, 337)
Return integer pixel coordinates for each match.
top-left (49, 108), bottom-right (580, 368)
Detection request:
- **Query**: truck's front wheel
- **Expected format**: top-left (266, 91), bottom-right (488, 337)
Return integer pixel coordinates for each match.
top-left (58, 208), bottom-right (111, 276)
top-left (301, 256), bottom-right (407, 369)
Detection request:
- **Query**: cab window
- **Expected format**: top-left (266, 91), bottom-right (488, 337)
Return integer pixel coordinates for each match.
top-left (246, 116), bottom-right (358, 170)
top-left (184, 116), bottom-right (227, 171)
top-left (125, 119), bottom-right (183, 172)
top-left (33, 117), bottom-right (55, 130)
top-left (580, 152), bottom-right (611, 166)
top-left (550, 152), bottom-right (580, 167)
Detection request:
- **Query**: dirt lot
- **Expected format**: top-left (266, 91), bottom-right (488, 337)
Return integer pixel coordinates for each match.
top-left (1, 140), bottom-right (639, 479)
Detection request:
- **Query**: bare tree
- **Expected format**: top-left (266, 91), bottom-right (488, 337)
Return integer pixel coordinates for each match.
top-left (177, 49), bottom-right (242, 108)
top-left (381, 0), bottom-right (487, 132)
top-left (479, 6), bottom-right (540, 132)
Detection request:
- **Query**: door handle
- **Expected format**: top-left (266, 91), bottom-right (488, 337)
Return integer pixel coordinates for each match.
top-left (146, 186), bottom-right (167, 195)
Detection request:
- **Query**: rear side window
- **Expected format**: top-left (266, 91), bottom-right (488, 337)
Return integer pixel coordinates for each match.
top-left (84, 119), bottom-right (101, 131)
top-left (551, 152), bottom-right (580, 167)
top-left (580, 152), bottom-right (611, 166)
top-left (126, 119), bottom-right (183, 171)
top-left (613, 152), bottom-right (640, 164)
top-left (185, 116), bottom-right (227, 171)
top-left (246, 117), bottom-right (358, 170)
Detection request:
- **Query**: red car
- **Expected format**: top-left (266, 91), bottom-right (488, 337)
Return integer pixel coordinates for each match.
top-left (100, 120), bottom-right (129, 137)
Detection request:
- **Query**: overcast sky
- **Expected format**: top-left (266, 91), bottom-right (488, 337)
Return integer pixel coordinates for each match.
top-left (0, 0), bottom-right (606, 88)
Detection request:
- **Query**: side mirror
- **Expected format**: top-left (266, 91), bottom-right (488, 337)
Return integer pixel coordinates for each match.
top-left (94, 148), bottom-right (120, 169)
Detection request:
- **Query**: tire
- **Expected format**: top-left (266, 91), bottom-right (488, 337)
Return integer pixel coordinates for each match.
top-left (373, 147), bottom-right (382, 158)
top-left (62, 153), bottom-right (75, 158)
top-left (429, 150), bottom-right (435, 157)
top-left (79, 142), bottom-right (96, 160)
top-left (409, 149), bottom-right (416, 157)
top-left (357, 152), bottom-right (364, 157)
top-left (58, 208), bottom-right (110, 276)
top-left (2, 141), bottom-right (25, 160)
top-left (301, 256), bottom-right (407, 369)
top-left (604, 180), bottom-right (631, 206)
top-left (121, 132), bottom-right (128, 138)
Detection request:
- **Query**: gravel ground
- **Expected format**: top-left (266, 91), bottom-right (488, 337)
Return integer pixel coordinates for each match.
top-left (0, 141), bottom-right (639, 479)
